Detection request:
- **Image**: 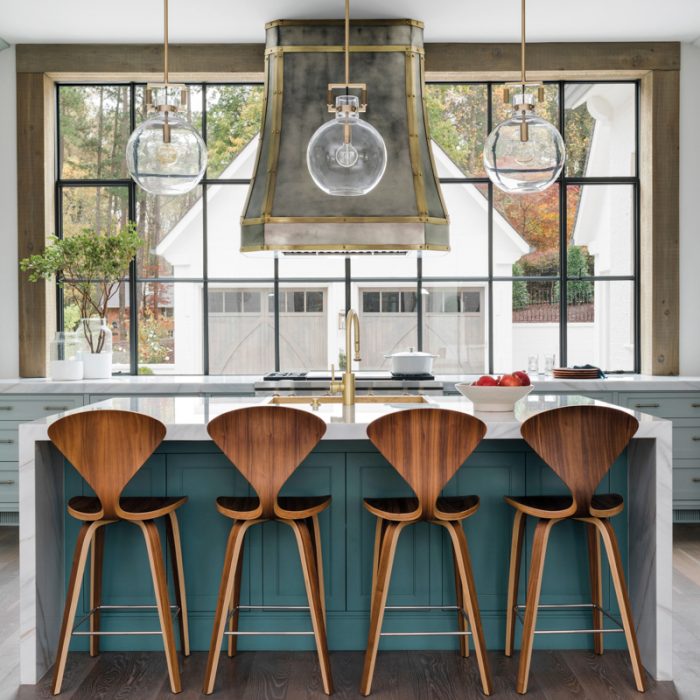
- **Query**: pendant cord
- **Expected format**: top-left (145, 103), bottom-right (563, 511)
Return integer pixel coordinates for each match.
top-left (344, 0), bottom-right (350, 89)
top-left (163, 0), bottom-right (169, 85)
top-left (520, 0), bottom-right (526, 87)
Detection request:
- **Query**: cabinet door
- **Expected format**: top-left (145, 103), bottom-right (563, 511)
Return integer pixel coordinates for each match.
top-left (259, 452), bottom-right (346, 611)
top-left (346, 451), bottom-right (433, 612)
top-left (165, 451), bottom-right (251, 613)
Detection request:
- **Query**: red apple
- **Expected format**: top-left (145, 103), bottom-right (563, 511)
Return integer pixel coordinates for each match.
top-left (473, 375), bottom-right (498, 386)
top-left (512, 370), bottom-right (531, 386)
top-left (498, 373), bottom-right (522, 387)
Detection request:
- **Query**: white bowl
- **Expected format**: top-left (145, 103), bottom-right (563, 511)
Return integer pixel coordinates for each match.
top-left (455, 383), bottom-right (534, 412)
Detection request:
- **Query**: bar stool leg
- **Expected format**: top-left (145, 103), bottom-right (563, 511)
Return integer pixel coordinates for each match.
top-left (137, 520), bottom-right (181, 694)
top-left (52, 521), bottom-right (103, 695)
top-left (452, 546), bottom-right (469, 658)
top-left (308, 514), bottom-right (327, 625)
top-left (585, 522), bottom-right (604, 655)
top-left (443, 521), bottom-right (493, 696)
top-left (89, 525), bottom-right (105, 657)
top-left (369, 519), bottom-right (387, 609)
top-left (505, 510), bottom-right (526, 658)
top-left (588, 517), bottom-right (647, 692)
top-left (203, 520), bottom-right (253, 695)
top-left (361, 521), bottom-right (406, 697)
top-left (516, 518), bottom-right (559, 695)
top-left (165, 511), bottom-right (190, 657)
top-left (287, 519), bottom-right (334, 695)
top-left (226, 531), bottom-right (245, 659)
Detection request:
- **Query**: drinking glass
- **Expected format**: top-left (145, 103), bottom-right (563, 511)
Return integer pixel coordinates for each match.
top-left (544, 353), bottom-right (556, 375)
top-left (527, 354), bottom-right (539, 375)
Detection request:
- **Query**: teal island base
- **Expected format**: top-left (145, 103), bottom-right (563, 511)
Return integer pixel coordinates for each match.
top-left (64, 440), bottom-right (628, 654)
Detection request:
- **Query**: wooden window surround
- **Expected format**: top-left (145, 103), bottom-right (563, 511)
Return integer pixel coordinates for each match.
top-left (15, 42), bottom-right (680, 376)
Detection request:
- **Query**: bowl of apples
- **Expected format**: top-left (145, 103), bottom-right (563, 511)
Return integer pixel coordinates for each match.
top-left (456, 372), bottom-right (534, 412)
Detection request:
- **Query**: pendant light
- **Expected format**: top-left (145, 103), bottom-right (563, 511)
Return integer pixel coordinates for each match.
top-left (126, 0), bottom-right (207, 196)
top-left (306, 0), bottom-right (387, 196)
top-left (483, 0), bottom-right (565, 194)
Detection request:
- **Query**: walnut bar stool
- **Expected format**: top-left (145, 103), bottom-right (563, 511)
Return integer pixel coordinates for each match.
top-left (505, 405), bottom-right (646, 694)
top-left (48, 410), bottom-right (189, 695)
top-left (203, 406), bottom-right (332, 695)
top-left (361, 408), bottom-right (493, 697)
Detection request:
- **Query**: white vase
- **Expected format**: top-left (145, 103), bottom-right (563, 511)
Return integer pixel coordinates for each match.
top-left (81, 352), bottom-right (113, 379)
top-left (48, 331), bottom-right (84, 380)
top-left (48, 360), bottom-right (84, 381)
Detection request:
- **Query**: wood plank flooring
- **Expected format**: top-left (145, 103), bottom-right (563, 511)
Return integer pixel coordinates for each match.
top-left (0, 525), bottom-right (698, 699)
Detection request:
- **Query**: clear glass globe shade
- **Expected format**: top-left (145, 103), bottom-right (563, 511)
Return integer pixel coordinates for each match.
top-left (126, 113), bottom-right (207, 196)
top-left (307, 96), bottom-right (387, 196)
top-left (483, 110), bottom-right (565, 194)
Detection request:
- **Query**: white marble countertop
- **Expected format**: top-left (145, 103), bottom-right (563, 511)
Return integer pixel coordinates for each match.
top-left (19, 393), bottom-right (671, 442)
top-left (2, 373), bottom-right (700, 395)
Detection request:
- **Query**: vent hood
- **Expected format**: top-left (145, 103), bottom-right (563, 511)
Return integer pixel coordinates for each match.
top-left (240, 19), bottom-right (449, 253)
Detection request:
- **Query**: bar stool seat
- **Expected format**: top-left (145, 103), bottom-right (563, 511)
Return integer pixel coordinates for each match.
top-left (216, 494), bottom-right (331, 520)
top-left (504, 493), bottom-right (624, 518)
top-left (364, 494), bottom-right (479, 521)
top-left (68, 495), bottom-right (188, 521)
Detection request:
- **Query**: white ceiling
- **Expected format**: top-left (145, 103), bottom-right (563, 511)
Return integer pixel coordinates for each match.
top-left (1, 0), bottom-right (699, 44)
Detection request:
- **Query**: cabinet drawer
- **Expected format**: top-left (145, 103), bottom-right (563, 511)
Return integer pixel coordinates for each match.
top-left (673, 421), bottom-right (700, 459)
top-left (673, 463), bottom-right (700, 501)
top-left (621, 394), bottom-right (700, 418)
top-left (0, 466), bottom-right (18, 503)
top-left (0, 429), bottom-right (18, 461)
top-left (0, 396), bottom-right (83, 420)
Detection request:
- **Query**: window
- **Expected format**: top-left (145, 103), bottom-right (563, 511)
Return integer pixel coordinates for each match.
top-left (56, 80), bottom-right (639, 374)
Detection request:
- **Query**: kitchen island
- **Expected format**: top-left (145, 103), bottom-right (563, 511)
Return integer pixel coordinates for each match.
top-left (18, 394), bottom-right (672, 686)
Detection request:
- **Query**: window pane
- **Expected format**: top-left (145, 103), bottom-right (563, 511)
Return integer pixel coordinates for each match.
top-left (136, 187), bottom-right (203, 278)
top-left (137, 282), bottom-right (201, 374)
top-left (224, 291), bottom-right (241, 312)
top-left (426, 84), bottom-right (488, 178)
top-left (567, 281), bottom-right (634, 371)
top-left (401, 291), bottom-right (417, 313)
top-left (423, 286), bottom-right (487, 374)
top-left (565, 83), bottom-right (636, 177)
top-left (206, 84), bottom-right (265, 179)
top-left (382, 292), bottom-right (400, 313)
top-left (243, 291), bottom-right (261, 313)
top-left (462, 291), bottom-right (480, 313)
top-left (567, 185), bottom-right (634, 276)
top-left (61, 186), bottom-right (129, 238)
top-left (498, 280), bottom-right (559, 373)
top-left (135, 85), bottom-right (203, 134)
top-left (279, 286), bottom-right (329, 371)
top-left (363, 292), bottom-right (380, 313)
top-left (494, 186), bottom-right (561, 277)
top-left (306, 291), bottom-right (324, 312)
top-left (356, 284), bottom-right (418, 370)
top-left (423, 184), bottom-right (489, 277)
top-left (59, 85), bottom-right (131, 180)
top-left (208, 284), bottom-right (274, 374)
top-left (208, 291), bottom-right (224, 313)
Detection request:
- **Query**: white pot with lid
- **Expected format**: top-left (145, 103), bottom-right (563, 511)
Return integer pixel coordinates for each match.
top-left (384, 347), bottom-right (438, 376)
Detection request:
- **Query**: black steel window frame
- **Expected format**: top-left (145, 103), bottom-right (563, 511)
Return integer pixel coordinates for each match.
top-left (55, 79), bottom-right (641, 375)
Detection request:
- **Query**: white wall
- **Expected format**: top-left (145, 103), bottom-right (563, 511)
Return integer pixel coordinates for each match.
top-left (679, 41), bottom-right (700, 375)
top-left (0, 46), bottom-right (18, 378)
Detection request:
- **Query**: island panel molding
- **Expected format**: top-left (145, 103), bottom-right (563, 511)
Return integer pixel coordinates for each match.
top-left (14, 42), bottom-right (680, 376)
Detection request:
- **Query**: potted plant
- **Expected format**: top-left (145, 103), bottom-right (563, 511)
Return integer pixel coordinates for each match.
top-left (20, 223), bottom-right (143, 379)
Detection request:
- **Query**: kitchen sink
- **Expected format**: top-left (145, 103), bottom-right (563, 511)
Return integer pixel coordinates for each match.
top-left (267, 394), bottom-right (431, 406)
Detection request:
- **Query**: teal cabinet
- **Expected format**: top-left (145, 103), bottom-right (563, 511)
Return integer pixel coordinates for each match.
top-left (62, 439), bottom-right (628, 652)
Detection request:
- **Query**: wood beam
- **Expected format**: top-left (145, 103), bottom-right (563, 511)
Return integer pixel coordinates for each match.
top-left (16, 73), bottom-right (55, 377)
top-left (640, 69), bottom-right (680, 375)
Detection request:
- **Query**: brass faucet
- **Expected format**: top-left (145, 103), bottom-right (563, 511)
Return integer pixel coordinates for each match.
top-left (330, 308), bottom-right (362, 405)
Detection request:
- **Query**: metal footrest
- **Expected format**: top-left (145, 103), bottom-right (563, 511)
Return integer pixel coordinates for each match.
top-left (72, 604), bottom-right (181, 637)
top-left (513, 603), bottom-right (624, 635)
top-left (380, 605), bottom-right (472, 638)
top-left (224, 604), bottom-right (315, 637)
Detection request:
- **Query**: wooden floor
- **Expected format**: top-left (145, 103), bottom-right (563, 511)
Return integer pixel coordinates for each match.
top-left (2, 525), bottom-right (699, 699)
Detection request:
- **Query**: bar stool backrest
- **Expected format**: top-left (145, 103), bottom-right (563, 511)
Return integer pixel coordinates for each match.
top-left (366, 408), bottom-right (487, 520)
top-left (520, 405), bottom-right (639, 516)
top-left (48, 409), bottom-right (167, 520)
top-left (207, 406), bottom-right (327, 519)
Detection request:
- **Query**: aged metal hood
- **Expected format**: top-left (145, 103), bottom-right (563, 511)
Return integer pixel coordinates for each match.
top-left (240, 19), bottom-right (449, 252)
